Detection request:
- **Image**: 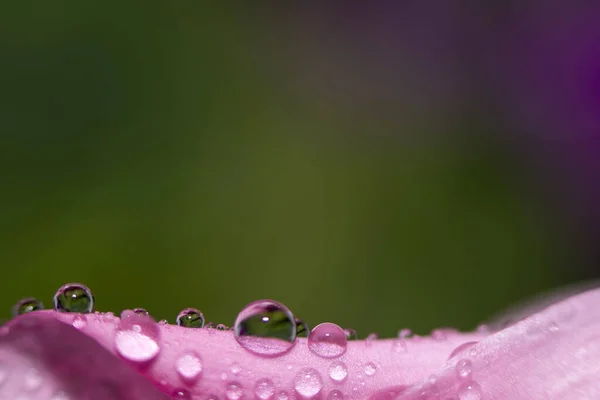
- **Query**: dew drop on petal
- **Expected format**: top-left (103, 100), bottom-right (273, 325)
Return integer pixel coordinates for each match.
top-left (114, 310), bottom-right (160, 363)
top-left (343, 328), bottom-right (357, 340)
top-left (216, 324), bottom-right (229, 331)
top-left (254, 378), bottom-right (275, 400)
top-left (12, 297), bottom-right (44, 317)
top-left (133, 308), bottom-right (149, 316)
top-left (234, 299), bottom-right (296, 357)
top-left (276, 391), bottom-right (289, 400)
top-left (225, 382), bottom-right (244, 400)
top-left (172, 389), bottom-right (192, 399)
top-left (230, 363), bottom-right (241, 375)
top-left (294, 368), bottom-right (323, 399)
top-left (455, 359), bottom-right (472, 380)
top-left (364, 362), bottom-right (377, 376)
top-left (176, 353), bottom-right (203, 383)
top-left (71, 315), bottom-right (87, 330)
top-left (176, 308), bottom-right (205, 328)
top-left (398, 329), bottom-right (412, 339)
top-left (328, 361), bottom-right (348, 383)
top-left (457, 381), bottom-right (482, 400)
top-left (295, 318), bottom-right (310, 338)
top-left (159, 319), bottom-right (169, 325)
top-left (327, 390), bottom-right (344, 400)
top-left (448, 341), bottom-right (479, 360)
top-left (308, 323), bottom-right (347, 358)
top-left (53, 283), bottom-right (94, 313)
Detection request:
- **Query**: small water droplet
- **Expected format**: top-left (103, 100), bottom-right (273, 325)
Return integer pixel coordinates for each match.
top-left (234, 299), bottom-right (296, 357)
top-left (230, 363), bottom-right (242, 375)
top-left (308, 322), bottom-right (347, 358)
top-left (114, 310), bottom-right (160, 363)
top-left (24, 368), bottom-right (42, 391)
top-left (205, 322), bottom-right (216, 329)
top-left (398, 329), bottom-right (412, 339)
top-left (328, 361), bottom-right (348, 383)
top-left (365, 333), bottom-right (378, 347)
top-left (393, 338), bottom-right (407, 352)
top-left (327, 390), bottom-right (344, 400)
top-left (343, 328), bottom-right (357, 340)
top-left (276, 391), bottom-right (289, 400)
top-left (448, 341), bottom-right (478, 360)
top-left (294, 368), bottom-right (323, 399)
top-left (455, 359), bottom-right (472, 380)
top-left (225, 382), bottom-right (244, 400)
top-left (71, 315), bottom-right (87, 329)
top-left (176, 353), bottom-right (203, 383)
top-left (159, 319), bottom-right (169, 325)
top-left (176, 308), bottom-right (205, 328)
top-left (364, 362), bottom-right (377, 376)
top-left (296, 318), bottom-right (309, 338)
top-left (173, 389), bottom-right (192, 399)
top-left (254, 378), bottom-right (275, 400)
top-left (53, 283), bottom-right (94, 313)
top-left (12, 297), bottom-right (44, 317)
top-left (432, 329), bottom-right (447, 340)
top-left (457, 381), bottom-right (482, 400)
top-left (133, 308), bottom-right (149, 316)
top-left (216, 324), bottom-right (229, 331)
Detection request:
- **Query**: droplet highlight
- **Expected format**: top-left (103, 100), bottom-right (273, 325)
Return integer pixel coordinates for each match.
top-left (176, 353), bottom-right (203, 383)
top-left (12, 297), bottom-right (44, 317)
top-left (254, 378), bottom-right (275, 400)
top-left (176, 308), bottom-right (205, 328)
top-left (327, 390), bottom-right (344, 400)
top-left (53, 283), bottom-right (94, 313)
top-left (455, 359), bottom-right (473, 380)
top-left (457, 381), bottom-right (482, 400)
top-left (133, 308), bottom-right (149, 316)
top-left (308, 322), bottom-right (347, 358)
top-left (234, 299), bottom-right (296, 357)
top-left (364, 362), bottom-right (377, 376)
top-left (225, 382), bottom-right (244, 400)
top-left (114, 310), bottom-right (160, 363)
top-left (294, 368), bottom-right (323, 399)
top-left (328, 361), bottom-right (348, 383)
top-left (173, 389), bottom-right (192, 399)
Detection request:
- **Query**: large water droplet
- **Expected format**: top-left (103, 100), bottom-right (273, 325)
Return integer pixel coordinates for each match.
top-left (176, 308), bottom-right (205, 328)
top-left (343, 328), bottom-right (357, 340)
top-left (234, 299), bottom-right (296, 357)
top-left (308, 323), bottom-right (347, 358)
top-left (457, 381), bottom-right (482, 400)
top-left (53, 283), bottom-right (94, 313)
top-left (294, 368), bottom-right (323, 399)
top-left (225, 382), bottom-right (244, 400)
top-left (328, 361), bottom-right (348, 383)
top-left (296, 318), bottom-right (309, 338)
top-left (455, 359), bottom-right (473, 380)
top-left (327, 390), bottom-right (344, 400)
top-left (364, 362), bottom-right (377, 376)
top-left (114, 310), bottom-right (160, 363)
top-left (173, 389), bottom-right (192, 399)
top-left (254, 378), bottom-right (275, 400)
top-left (12, 297), bottom-right (44, 317)
top-left (176, 353), bottom-right (203, 383)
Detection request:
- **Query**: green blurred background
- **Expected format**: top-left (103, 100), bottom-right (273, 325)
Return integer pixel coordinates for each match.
top-left (0, 3), bottom-right (581, 336)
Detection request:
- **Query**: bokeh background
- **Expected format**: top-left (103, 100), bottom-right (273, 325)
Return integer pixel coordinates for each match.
top-left (2, 3), bottom-right (600, 337)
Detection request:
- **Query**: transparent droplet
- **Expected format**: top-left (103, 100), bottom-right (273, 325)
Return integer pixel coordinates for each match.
top-left (176, 308), bottom-right (205, 328)
top-left (308, 322), bottom-right (347, 358)
top-left (173, 389), bottom-right (192, 399)
top-left (225, 382), bottom-right (244, 400)
top-left (254, 378), bottom-right (275, 400)
top-left (230, 363), bottom-right (241, 375)
top-left (133, 308), bottom-right (149, 316)
top-left (398, 328), bottom-right (412, 339)
top-left (216, 324), bottom-right (229, 331)
top-left (159, 319), bottom-right (169, 325)
top-left (327, 390), bottom-right (344, 400)
top-left (448, 341), bottom-right (478, 360)
top-left (24, 368), bottom-right (43, 391)
top-left (71, 315), bottom-right (87, 329)
top-left (365, 333), bottom-right (378, 347)
top-left (114, 310), bottom-right (160, 363)
top-left (457, 381), bottom-right (482, 400)
top-left (364, 362), bottom-right (377, 376)
top-left (294, 368), bottom-right (323, 399)
top-left (295, 318), bottom-right (309, 338)
top-left (393, 338), bottom-right (407, 353)
top-left (176, 353), bottom-right (203, 383)
top-left (328, 361), bottom-right (348, 383)
top-left (343, 328), bottom-right (357, 340)
top-left (455, 359), bottom-right (473, 380)
top-left (234, 299), bottom-right (296, 357)
top-left (12, 297), bottom-right (44, 317)
top-left (53, 283), bottom-right (94, 313)
top-left (431, 329), bottom-right (447, 341)
top-left (276, 391), bottom-right (289, 400)
top-left (205, 322), bottom-right (216, 329)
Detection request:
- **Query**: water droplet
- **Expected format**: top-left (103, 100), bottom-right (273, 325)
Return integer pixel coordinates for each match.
top-left (308, 322), bottom-right (347, 358)
top-left (457, 381), bottom-right (482, 400)
top-left (327, 390), bottom-right (344, 400)
top-left (276, 391), bottom-right (289, 400)
top-left (173, 389), bottom-right (192, 399)
top-left (455, 359), bottom-right (472, 380)
top-left (364, 362), bottom-right (377, 376)
top-left (176, 308), bottom-right (205, 328)
top-left (53, 283), bottom-right (94, 313)
top-left (133, 308), bottom-right (149, 316)
top-left (176, 353), bottom-right (203, 383)
top-left (448, 341), bottom-right (478, 360)
top-left (328, 361), bottom-right (348, 383)
top-left (343, 328), bottom-right (357, 340)
top-left (24, 368), bottom-right (42, 391)
top-left (254, 378), bottom-right (275, 400)
top-left (205, 322), bottom-right (216, 329)
top-left (216, 324), bottom-right (229, 331)
top-left (393, 338), bottom-right (408, 353)
top-left (296, 318), bottom-right (309, 338)
top-left (230, 363), bottom-right (242, 375)
top-left (114, 310), bottom-right (160, 363)
top-left (12, 297), bottom-right (44, 317)
top-left (71, 315), bottom-right (87, 329)
top-left (398, 329), bottom-right (412, 339)
top-left (294, 368), bottom-right (323, 399)
top-left (159, 319), bottom-right (169, 325)
top-left (225, 382), bottom-right (244, 400)
top-left (234, 299), bottom-right (296, 357)
top-left (366, 333), bottom-right (378, 341)
top-left (432, 329), bottom-right (447, 340)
